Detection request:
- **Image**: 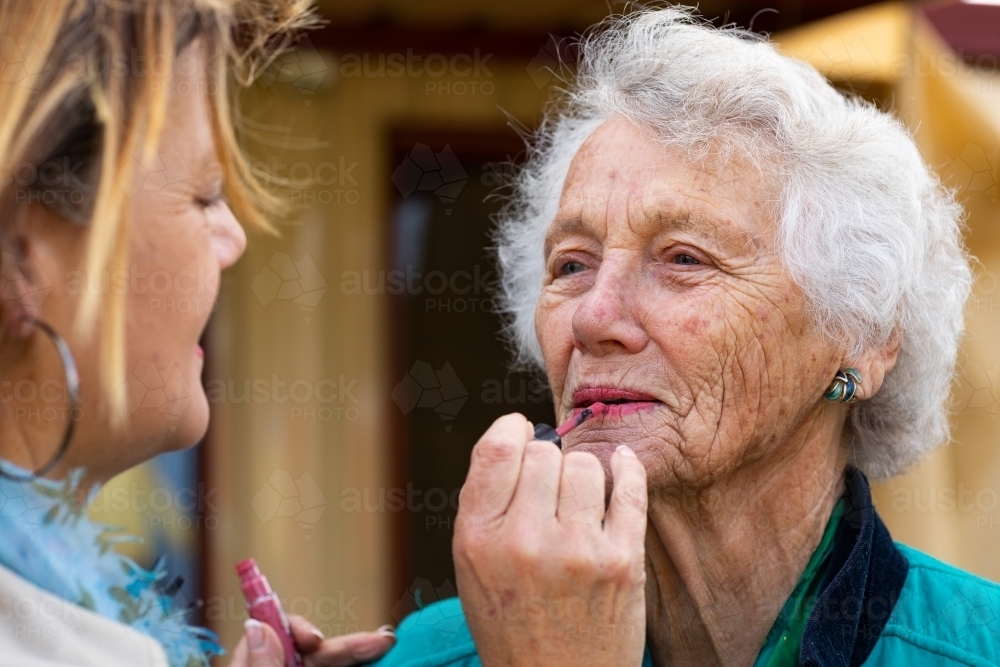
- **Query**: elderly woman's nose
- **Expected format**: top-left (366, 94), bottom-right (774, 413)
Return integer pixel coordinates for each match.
top-left (210, 202), bottom-right (248, 270)
top-left (571, 266), bottom-right (649, 356)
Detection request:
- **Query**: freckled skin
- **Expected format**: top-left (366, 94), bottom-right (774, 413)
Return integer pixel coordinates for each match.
top-left (452, 115), bottom-right (902, 667)
top-left (536, 116), bottom-right (844, 494)
top-left (528, 116), bottom-right (900, 666)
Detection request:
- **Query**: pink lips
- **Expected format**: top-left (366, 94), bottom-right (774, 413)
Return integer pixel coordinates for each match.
top-left (196, 345), bottom-right (204, 359)
top-left (572, 387), bottom-right (661, 419)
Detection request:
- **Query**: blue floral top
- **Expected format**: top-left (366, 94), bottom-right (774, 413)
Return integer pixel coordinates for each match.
top-left (0, 462), bottom-right (221, 667)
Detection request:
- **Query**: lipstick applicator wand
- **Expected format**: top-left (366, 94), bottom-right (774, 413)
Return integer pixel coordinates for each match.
top-left (533, 402), bottom-right (608, 449)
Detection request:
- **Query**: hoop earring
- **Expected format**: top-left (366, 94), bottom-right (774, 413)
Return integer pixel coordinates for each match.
top-left (0, 318), bottom-right (81, 482)
top-left (824, 368), bottom-right (861, 405)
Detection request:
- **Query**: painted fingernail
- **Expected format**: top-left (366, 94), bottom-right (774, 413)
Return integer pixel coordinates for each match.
top-left (245, 619), bottom-right (265, 651)
top-left (377, 624), bottom-right (396, 639)
top-left (616, 445), bottom-right (637, 457)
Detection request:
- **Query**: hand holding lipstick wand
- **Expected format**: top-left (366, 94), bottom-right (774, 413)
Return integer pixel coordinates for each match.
top-left (454, 411), bottom-right (648, 667)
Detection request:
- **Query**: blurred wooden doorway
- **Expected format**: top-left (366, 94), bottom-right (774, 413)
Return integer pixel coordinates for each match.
top-left (384, 128), bottom-right (556, 617)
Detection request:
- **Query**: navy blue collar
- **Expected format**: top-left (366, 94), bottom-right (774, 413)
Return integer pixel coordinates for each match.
top-left (799, 467), bottom-right (909, 667)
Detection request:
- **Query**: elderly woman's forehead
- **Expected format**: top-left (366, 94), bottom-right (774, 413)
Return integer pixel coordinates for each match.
top-left (554, 122), bottom-right (773, 245)
top-left (566, 118), bottom-right (763, 192)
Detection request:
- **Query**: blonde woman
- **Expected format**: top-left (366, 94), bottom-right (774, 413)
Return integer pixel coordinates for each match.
top-left (0, 1), bottom-right (393, 665)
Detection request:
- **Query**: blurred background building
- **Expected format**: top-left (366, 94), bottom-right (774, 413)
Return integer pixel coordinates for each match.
top-left (84, 0), bottom-right (1000, 652)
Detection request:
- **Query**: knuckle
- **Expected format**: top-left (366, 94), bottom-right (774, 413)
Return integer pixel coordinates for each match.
top-left (457, 483), bottom-right (478, 510)
top-left (452, 530), bottom-right (472, 557)
top-left (453, 525), bottom-right (488, 557)
top-left (504, 534), bottom-right (543, 568)
top-left (473, 435), bottom-right (520, 466)
top-left (562, 550), bottom-right (599, 576)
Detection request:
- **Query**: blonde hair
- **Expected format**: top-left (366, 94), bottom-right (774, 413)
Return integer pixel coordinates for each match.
top-left (0, 0), bottom-right (315, 423)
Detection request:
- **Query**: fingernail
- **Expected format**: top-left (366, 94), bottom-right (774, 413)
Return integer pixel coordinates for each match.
top-left (309, 626), bottom-right (325, 640)
top-left (616, 445), bottom-right (637, 457)
top-left (377, 624), bottom-right (396, 639)
top-left (245, 619), bottom-right (265, 651)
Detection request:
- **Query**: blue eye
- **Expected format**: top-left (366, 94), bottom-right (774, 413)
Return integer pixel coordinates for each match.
top-left (674, 254), bottom-right (700, 265)
top-left (560, 261), bottom-right (586, 275)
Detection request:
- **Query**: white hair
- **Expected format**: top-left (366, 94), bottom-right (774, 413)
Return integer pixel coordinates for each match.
top-left (493, 7), bottom-right (972, 479)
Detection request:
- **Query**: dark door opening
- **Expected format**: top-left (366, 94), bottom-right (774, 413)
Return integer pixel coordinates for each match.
top-left (385, 129), bottom-right (555, 617)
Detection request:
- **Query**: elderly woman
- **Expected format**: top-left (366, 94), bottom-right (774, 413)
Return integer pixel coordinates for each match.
top-left (372, 8), bottom-right (1000, 667)
top-left (0, 1), bottom-right (394, 666)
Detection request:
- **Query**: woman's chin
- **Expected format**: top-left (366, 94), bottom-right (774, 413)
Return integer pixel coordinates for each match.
top-left (155, 391), bottom-right (211, 453)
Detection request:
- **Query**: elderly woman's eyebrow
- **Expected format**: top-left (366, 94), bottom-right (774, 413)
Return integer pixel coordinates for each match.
top-left (544, 217), bottom-right (590, 258)
top-left (543, 208), bottom-right (761, 259)
top-left (647, 208), bottom-right (761, 255)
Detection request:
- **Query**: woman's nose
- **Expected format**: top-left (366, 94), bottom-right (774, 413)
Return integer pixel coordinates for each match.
top-left (211, 202), bottom-right (247, 271)
top-left (571, 260), bottom-right (649, 357)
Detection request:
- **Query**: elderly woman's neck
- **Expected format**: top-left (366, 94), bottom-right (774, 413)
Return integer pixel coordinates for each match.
top-left (642, 423), bottom-right (850, 667)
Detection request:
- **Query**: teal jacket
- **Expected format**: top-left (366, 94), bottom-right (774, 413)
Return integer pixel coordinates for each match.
top-left (369, 469), bottom-right (1000, 666)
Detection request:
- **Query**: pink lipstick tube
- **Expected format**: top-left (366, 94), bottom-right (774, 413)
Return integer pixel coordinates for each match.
top-left (236, 558), bottom-right (303, 667)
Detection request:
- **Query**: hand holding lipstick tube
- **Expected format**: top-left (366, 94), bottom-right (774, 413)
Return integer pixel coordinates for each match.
top-left (236, 558), bottom-right (304, 667)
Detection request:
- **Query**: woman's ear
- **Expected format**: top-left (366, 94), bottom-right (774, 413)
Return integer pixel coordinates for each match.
top-left (851, 332), bottom-right (902, 401)
top-left (1, 210), bottom-right (54, 341)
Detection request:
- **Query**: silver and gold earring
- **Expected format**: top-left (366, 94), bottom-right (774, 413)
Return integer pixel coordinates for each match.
top-left (824, 368), bottom-right (861, 404)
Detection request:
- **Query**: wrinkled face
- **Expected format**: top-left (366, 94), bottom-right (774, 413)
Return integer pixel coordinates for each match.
top-left (536, 116), bottom-right (844, 492)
